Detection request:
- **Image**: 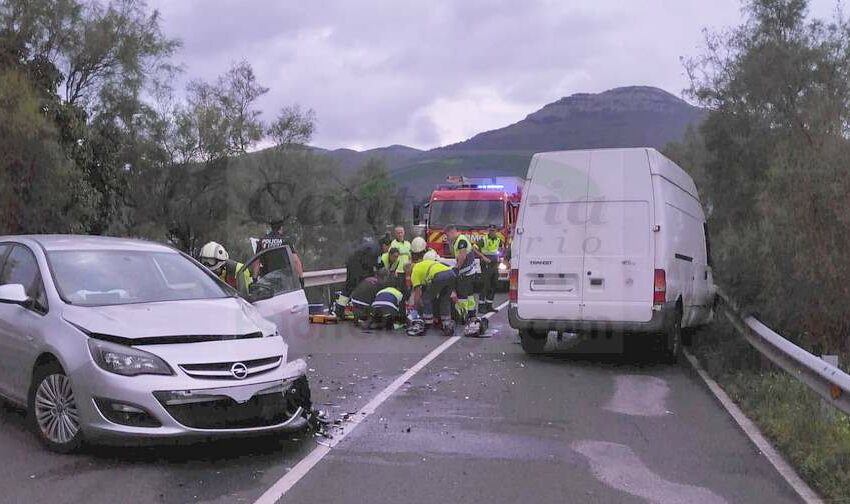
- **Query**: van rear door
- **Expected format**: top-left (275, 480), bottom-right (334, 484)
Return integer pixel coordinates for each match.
top-left (581, 149), bottom-right (654, 323)
top-left (517, 152), bottom-right (591, 321)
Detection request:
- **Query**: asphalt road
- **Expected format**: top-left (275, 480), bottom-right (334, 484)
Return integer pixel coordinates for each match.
top-left (0, 294), bottom-right (802, 504)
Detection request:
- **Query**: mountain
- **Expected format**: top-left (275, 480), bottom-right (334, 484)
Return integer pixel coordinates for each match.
top-left (310, 86), bottom-right (705, 200)
top-left (439, 86), bottom-right (705, 152)
top-left (311, 144), bottom-right (423, 175)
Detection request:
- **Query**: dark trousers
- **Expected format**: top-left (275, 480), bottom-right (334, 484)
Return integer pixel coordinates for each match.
top-left (480, 258), bottom-right (499, 305)
top-left (422, 270), bottom-right (456, 322)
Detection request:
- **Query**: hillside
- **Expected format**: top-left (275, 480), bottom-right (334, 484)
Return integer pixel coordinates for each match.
top-left (439, 86), bottom-right (705, 151)
top-left (279, 86), bottom-right (705, 201)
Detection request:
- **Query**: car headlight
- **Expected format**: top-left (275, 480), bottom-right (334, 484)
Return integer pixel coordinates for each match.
top-left (498, 262), bottom-right (508, 271)
top-left (87, 339), bottom-right (174, 376)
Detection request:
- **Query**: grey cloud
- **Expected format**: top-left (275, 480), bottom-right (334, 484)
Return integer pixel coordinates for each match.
top-left (147, 0), bottom-right (843, 150)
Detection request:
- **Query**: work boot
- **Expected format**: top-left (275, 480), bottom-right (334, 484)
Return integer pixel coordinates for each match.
top-left (463, 317), bottom-right (491, 338)
top-left (406, 319), bottom-right (426, 336)
top-left (463, 318), bottom-right (480, 337)
top-left (441, 319), bottom-right (456, 336)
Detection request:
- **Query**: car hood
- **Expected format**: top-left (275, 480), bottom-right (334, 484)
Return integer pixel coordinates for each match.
top-left (62, 297), bottom-right (276, 340)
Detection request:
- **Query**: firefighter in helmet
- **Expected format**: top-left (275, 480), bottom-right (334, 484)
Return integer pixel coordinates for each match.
top-left (198, 241), bottom-right (252, 294)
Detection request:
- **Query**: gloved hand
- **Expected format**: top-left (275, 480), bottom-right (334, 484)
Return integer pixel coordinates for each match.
top-left (408, 309), bottom-right (420, 320)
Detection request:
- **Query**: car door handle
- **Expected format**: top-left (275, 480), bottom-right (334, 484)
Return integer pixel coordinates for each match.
top-left (290, 304), bottom-right (306, 314)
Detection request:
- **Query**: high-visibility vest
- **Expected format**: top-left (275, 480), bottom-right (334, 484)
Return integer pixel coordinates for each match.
top-left (411, 259), bottom-right (451, 288)
top-left (452, 235), bottom-right (475, 276)
top-left (220, 260), bottom-right (252, 293)
top-left (372, 286), bottom-right (403, 310)
top-left (381, 252), bottom-right (408, 274)
top-left (390, 239), bottom-right (411, 257)
top-left (480, 235), bottom-right (502, 256)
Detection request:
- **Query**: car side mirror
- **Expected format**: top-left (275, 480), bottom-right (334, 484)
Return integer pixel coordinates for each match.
top-left (413, 205), bottom-right (421, 226)
top-left (0, 284), bottom-right (30, 306)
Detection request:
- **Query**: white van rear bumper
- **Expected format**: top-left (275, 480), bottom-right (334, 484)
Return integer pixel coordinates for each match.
top-left (508, 302), bottom-right (676, 334)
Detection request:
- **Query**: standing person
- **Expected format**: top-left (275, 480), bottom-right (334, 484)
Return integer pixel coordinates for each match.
top-left (477, 224), bottom-right (503, 313)
top-left (445, 224), bottom-right (481, 330)
top-left (390, 226), bottom-right (411, 281)
top-left (256, 220), bottom-right (303, 279)
top-left (198, 241), bottom-right (252, 294)
top-left (407, 237), bottom-right (457, 336)
top-left (334, 235), bottom-right (391, 317)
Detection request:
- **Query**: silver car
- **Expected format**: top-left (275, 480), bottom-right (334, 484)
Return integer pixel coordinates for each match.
top-left (0, 235), bottom-right (311, 452)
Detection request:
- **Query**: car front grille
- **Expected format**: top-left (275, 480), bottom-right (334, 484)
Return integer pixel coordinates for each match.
top-left (179, 356), bottom-right (282, 380)
top-left (155, 376), bottom-right (311, 430)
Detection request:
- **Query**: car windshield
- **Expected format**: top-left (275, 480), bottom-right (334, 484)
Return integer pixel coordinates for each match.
top-left (48, 250), bottom-right (231, 307)
top-left (429, 200), bottom-right (504, 229)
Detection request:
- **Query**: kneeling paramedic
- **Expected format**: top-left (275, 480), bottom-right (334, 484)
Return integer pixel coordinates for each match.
top-left (199, 241), bottom-right (252, 294)
top-left (408, 237), bottom-right (457, 336)
top-left (349, 275), bottom-right (383, 323)
top-left (370, 282), bottom-right (408, 330)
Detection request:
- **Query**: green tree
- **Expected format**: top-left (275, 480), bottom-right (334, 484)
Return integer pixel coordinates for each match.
top-left (0, 69), bottom-right (97, 233)
top-left (122, 61), bottom-right (271, 254)
top-left (671, 0), bottom-right (850, 355)
top-left (0, 0), bottom-right (179, 234)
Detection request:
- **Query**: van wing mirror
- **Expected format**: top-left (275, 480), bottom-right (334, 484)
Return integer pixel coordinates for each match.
top-left (413, 205), bottom-right (421, 226)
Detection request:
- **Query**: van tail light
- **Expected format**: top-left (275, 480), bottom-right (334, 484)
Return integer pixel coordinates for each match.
top-left (509, 269), bottom-right (519, 302)
top-left (653, 269), bottom-right (666, 305)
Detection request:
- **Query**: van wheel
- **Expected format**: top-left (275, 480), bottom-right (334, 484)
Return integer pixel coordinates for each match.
top-left (520, 330), bottom-right (547, 354)
top-left (682, 327), bottom-right (695, 347)
top-left (663, 311), bottom-right (683, 364)
top-left (28, 362), bottom-right (84, 453)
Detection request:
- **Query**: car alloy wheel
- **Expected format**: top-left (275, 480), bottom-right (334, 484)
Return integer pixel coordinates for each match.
top-left (33, 372), bottom-right (81, 448)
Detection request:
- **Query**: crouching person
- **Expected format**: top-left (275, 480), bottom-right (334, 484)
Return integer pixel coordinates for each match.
top-left (370, 284), bottom-right (407, 330)
top-left (407, 237), bottom-right (457, 336)
top-left (349, 275), bottom-right (382, 324)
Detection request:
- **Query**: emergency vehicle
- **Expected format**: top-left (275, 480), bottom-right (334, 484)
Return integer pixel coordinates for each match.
top-left (413, 176), bottom-right (524, 282)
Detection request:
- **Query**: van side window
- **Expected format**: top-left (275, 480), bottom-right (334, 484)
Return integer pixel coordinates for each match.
top-left (704, 223), bottom-right (713, 267)
top-left (0, 245), bottom-right (48, 313)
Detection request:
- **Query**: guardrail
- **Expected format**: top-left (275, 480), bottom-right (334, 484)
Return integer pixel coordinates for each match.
top-left (301, 268), bottom-right (346, 288)
top-left (717, 287), bottom-right (850, 415)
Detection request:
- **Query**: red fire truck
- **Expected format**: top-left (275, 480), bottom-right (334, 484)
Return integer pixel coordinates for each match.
top-left (413, 176), bottom-right (524, 282)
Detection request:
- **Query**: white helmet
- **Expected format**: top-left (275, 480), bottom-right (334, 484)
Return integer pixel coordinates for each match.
top-left (411, 236), bottom-right (427, 253)
top-left (199, 241), bottom-right (229, 271)
top-left (423, 249), bottom-right (439, 261)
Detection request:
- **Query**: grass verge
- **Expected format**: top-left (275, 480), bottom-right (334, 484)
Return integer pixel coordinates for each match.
top-left (691, 316), bottom-right (850, 502)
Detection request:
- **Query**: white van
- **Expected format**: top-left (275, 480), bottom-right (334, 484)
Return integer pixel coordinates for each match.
top-left (508, 148), bottom-right (716, 360)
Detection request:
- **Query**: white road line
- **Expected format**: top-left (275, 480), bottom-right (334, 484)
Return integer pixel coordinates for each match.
top-left (684, 350), bottom-right (823, 504)
top-left (254, 301), bottom-right (510, 504)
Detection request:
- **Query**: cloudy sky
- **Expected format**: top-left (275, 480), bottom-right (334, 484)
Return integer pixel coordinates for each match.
top-left (148, 0), bottom-right (843, 151)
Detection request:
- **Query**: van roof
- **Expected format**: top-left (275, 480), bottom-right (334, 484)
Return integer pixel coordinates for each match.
top-left (531, 147), bottom-right (699, 199)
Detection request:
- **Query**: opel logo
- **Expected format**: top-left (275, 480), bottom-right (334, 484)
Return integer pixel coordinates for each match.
top-left (230, 362), bottom-right (249, 380)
